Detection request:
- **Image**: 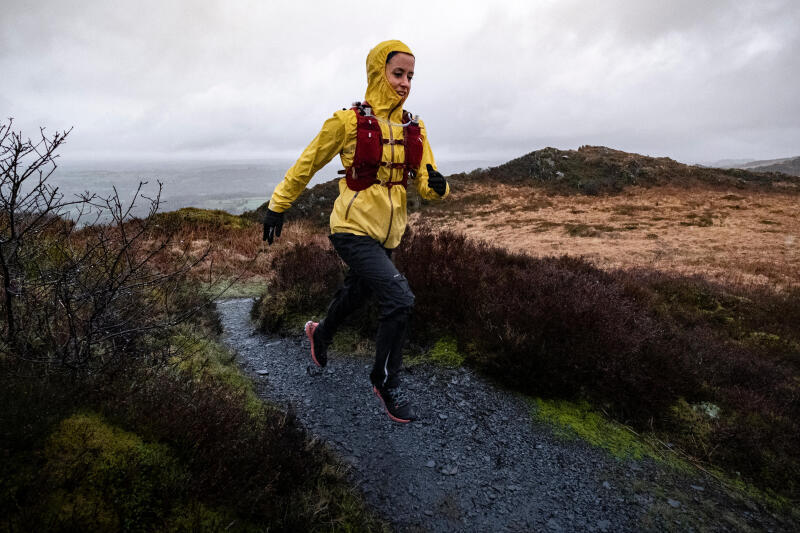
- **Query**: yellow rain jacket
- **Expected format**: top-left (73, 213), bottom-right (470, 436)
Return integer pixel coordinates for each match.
top-left (268, 39), bottom-right (449, 249)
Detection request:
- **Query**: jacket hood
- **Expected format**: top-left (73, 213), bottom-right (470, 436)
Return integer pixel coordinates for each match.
top-left (365, 40), bottom-right (413, 122)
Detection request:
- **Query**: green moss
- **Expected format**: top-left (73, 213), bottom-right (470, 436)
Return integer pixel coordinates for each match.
top-left (531, 397), bottom-right (656, 461)
top-left (428, 337), bottom-right (465, 368)
top-left (21, 412), bottom-right (267, 532)
top-left (170, 328), bottom-right (264, 417)
top-left (43, 412), bottom-right (185, 531)
top-left (330, 327), bottom-right (375, 358)
top-left (198, 280), bottom-right (266, 299)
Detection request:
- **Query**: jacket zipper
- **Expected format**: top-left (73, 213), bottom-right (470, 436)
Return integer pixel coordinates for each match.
top-left (345, 189), bottom-right (359, 220)
top-left (381, 102), bottom-right (402, 245)
top-left (382, 187), bottom-right (394, 246)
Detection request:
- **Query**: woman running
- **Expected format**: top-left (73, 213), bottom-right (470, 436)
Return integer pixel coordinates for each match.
top-left (262, 39), bottom-right (449, 422)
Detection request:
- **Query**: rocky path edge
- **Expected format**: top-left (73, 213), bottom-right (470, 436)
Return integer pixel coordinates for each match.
top-left (217, 298), bottom-right (792, 533)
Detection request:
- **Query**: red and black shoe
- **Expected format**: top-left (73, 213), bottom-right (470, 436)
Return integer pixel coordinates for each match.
top-left (304, 321), bottom-right (327, 367)
top-left (372, 384), bottom-right (417, 423)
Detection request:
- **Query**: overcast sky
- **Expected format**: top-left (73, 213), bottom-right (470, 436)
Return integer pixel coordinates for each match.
top-left (2, 0), bottom-right (798, 165)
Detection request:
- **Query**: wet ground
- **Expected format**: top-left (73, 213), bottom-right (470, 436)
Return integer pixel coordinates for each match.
top-left (217, 298), bottom-right (794, 532)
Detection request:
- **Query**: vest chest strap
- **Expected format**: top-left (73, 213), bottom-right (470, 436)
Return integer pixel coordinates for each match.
top-left (343, 101), bottom-right (422, 192)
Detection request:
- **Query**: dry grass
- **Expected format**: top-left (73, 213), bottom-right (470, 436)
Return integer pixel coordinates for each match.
top-left (140, 218), bottom-right (325, 291)
top-left (416, 183), bottom-right (800, 288)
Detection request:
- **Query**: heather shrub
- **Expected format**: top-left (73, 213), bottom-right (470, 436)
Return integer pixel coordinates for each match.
top-left (1, 120), bottom-right (383, 531)
top-left (252, 236), bottom-right (344, 334)
top-left (255, 223), bottom-right (800, 498)
top-left (394, 228), bottom-right (800, 497)
top-left (629, 271), bottom-right (800, 365)
top-left (395, 228), bottom-right (701, 418)
top-left (95, 369), bottom-right (325, 525)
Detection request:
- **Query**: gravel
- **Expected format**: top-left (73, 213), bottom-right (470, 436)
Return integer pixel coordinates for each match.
top-left (217, 298), bottom-right (796, 532)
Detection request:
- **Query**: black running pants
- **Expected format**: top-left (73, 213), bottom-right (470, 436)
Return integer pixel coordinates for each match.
top-left (318, 233), bottom-right (414, 388)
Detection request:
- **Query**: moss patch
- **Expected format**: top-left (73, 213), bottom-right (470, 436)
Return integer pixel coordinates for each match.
top-left (330, 326), bottom-right (375, 358)
top-left (170, 327), bottom-right (264, 417)
top-left (531, 397), bottom-right (656, 461)
top-left (428, 337), bottom-right (465, 368)
top-left (43, 413), bottom-right (182, 530)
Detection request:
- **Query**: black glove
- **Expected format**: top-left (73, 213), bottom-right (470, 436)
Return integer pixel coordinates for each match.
top-left (262, 208), bottom-right (284, 245)
top-left (426, 164), bottom-right (447, 196)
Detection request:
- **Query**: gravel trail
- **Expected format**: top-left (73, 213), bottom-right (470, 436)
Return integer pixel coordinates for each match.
top-left (217, 298), bottom-right (792, 533)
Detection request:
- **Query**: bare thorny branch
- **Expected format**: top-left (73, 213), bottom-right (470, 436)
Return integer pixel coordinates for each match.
top-left (0, 118), bottom-right (231, 375)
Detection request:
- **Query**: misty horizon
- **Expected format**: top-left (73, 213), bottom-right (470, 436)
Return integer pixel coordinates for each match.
top-left (3, 0), bottom-right (798, 167)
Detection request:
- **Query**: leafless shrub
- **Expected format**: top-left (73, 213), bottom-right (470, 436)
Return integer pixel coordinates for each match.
top-left (1, 119), bottom-right (209, 374)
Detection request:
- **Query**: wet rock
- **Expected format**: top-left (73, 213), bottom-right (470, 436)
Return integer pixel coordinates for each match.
top-left (546, 518), bottom-right (563, 531)
top-left (440, 465), bottom-right (459, 476)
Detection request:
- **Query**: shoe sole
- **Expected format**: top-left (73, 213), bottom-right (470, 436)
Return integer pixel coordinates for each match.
top-left (304, 321), bottom-right (324, 368)
top-left (372, 386), bottom-right (413, 423)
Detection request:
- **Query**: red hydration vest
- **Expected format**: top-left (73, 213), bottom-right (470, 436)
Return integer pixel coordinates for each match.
top-left (339, 101), bottom-right (424, 191)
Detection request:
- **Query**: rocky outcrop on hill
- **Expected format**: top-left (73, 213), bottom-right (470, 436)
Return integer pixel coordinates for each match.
top-left (456, 146), bottom-right (800, 194)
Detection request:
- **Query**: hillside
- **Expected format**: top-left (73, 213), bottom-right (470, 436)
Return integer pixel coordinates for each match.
top-left (455, 145), bottom-right (800, 194)
top-left (246, 145), bottom-right (800, 226)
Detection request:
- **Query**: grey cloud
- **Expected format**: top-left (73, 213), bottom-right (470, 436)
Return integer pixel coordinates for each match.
top-left (2, 0), bottom-right (799, 164)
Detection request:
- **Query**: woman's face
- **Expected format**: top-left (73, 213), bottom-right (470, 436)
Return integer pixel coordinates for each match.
top-left (385, 53), bottom-right (415, 100)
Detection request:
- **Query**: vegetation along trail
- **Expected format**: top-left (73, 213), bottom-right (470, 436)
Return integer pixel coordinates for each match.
top-left (217, 298), bottom-right (790, 532)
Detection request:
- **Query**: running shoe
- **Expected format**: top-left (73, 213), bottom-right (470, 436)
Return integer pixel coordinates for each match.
top-left (373, 384), bottom-right (417, 423)
top-left (304, 321), bottom-right (327, 367)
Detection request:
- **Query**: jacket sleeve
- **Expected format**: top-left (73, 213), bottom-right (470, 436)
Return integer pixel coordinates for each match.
top-left (415, 119), bottom-right (450, 201)
top-left (268, 113), bottom-right (347, 213)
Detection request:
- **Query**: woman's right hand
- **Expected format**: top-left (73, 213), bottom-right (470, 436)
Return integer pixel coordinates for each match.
top-left (262, 208), bottom-right (284, 245)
